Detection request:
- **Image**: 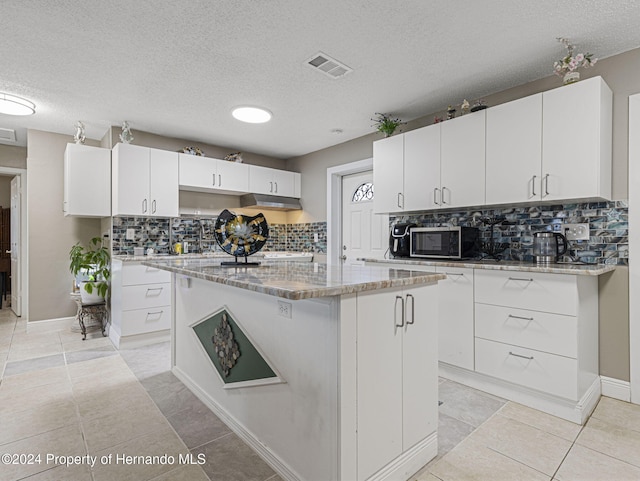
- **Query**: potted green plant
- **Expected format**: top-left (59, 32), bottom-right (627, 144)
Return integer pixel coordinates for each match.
top-left (69, 237), bottom-right (110, 304)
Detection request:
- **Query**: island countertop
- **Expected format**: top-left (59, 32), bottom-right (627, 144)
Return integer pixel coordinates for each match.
top-left (142, 258), bottom-right (445, 300)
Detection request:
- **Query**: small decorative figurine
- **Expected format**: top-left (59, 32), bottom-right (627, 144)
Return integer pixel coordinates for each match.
top-left (224, 152), bottom-right (243, 163)
top-left (73, 121), bottom-right (86, 144)
top-left (471, 99), bottom-right (487, 112)
top-left (461, 99), bottom-right (470, 115)
top-left (433, 116), bottom-right (443, 124)
top-left (119, 121), bottom-right (134, 144)
top-left (446, 106), bottom-right (456, 120)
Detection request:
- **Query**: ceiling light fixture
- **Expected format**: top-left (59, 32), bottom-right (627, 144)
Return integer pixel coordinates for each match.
top-left (0, 93), bottom-right (35, 116)
top-left (232, 106), bottom-right (272, 124)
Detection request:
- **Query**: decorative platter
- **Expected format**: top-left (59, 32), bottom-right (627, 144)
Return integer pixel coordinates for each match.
top-left (214, 209), bottom-right (269, 260)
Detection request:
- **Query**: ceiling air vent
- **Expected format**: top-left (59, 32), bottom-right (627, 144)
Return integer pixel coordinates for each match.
top-left (306, 52), bottom-right (352, 79)
top-left (0, 128), bottom-right (16, 143)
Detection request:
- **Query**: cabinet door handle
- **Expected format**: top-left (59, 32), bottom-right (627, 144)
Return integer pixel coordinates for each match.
top-left (543, 173), bottom-right (550, 197)
top-left (405, 294), bottom-right (415, 325)
top-left (152, 200), bottom-right (157, 214)
top-left (274, 181), bottom-right (278, 193)
top-left (394, 295), bottom-right (404, 328)
top-left (507, 314), bottom-right (534, 321)
top-left (531, 175), bottom-right (537, 198)
top-left (433, 188), bottom-right (440, 205)
top-left (441, 187), bottom-right (448, 205)
top-left (142, 199), bottom-right (148, 213)
top-left (397, 192), bottom-right (404, 209)
top-left (219, 174), bottom-right (221, 186)
top-left (508, 277), bottom-right (533, 282)
top-left (509, 351), bottom-right (534, 360)
top-left (269, 181), bottom-right (273, 193)
top-left (212, 174), bottom-right (216, 186)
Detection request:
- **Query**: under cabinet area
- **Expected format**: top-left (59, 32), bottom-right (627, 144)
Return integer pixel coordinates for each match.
top-left (109, 260), bottom-right (172, 348)
top-left (112, 143), bottom-right (179, 217)
top-left (63, 143), bottom-right (111, 217)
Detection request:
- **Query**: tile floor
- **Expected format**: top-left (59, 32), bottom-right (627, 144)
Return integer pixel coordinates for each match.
top-left (1, 307), bottom-right (640, 481)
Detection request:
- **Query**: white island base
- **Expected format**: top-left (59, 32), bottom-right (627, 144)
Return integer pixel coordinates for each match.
top-left (171, 274), bottom-right (440, 481)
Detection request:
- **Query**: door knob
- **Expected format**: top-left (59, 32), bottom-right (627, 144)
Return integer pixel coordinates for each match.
top-left (341, 255), bottom-right (347, 261)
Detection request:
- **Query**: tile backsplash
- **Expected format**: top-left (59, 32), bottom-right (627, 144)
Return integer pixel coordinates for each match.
top-left (112, 216), bottom-right (327, 255)
top-left (390, 200), bottom-right (628, 265)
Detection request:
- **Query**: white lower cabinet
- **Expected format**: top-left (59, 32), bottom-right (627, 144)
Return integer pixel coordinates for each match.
top-left (436, 266), bottom-right (474, 370)
top-left (356, 285), bottom-right (438, 480)
top-left (110, 260), bottom-right (172, 348)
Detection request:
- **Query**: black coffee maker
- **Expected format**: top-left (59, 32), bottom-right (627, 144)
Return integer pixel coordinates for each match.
top-left (389, 223), bottom-right (416, 257)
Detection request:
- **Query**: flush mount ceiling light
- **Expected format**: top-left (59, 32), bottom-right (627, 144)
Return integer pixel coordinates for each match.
top-left (232, 106), bottom-right (272, 123)
top-left (0, 92), bottom-right (35, 115)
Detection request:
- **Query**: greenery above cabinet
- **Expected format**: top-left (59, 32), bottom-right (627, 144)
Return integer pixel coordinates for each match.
top-left (373, 76), bottom-right (612, 214)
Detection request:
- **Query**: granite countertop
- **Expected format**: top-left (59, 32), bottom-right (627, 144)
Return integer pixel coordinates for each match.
top-left (359, 257), bottom-right (616, 276)
top-left (141, 258), bottom-right (445, 300)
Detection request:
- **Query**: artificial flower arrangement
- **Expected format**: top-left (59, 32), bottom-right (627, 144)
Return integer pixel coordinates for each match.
top-left (371, 112), bottom-right (405, 137)
top-left (553, 37), bottom-right (597, 81)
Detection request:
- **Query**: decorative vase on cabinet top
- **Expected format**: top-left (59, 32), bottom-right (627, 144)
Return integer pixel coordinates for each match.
top-left (563, 71), bottom-right (580, 85)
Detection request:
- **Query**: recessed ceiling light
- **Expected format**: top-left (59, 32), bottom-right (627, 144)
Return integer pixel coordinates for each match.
top-left (0, 92), bottom-right (35, 115)
top-left (232, 106), bottom-right (272, 123)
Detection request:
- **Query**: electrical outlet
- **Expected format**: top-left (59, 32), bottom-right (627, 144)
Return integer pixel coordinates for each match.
top-left (314, 233), bottom-right (319, 243)
top-left (562, 223), bottom-right (590, 241)
top-left (277, 300), bottom-right (292, 319)
top-left (126, 228), bottom-right (135, 240)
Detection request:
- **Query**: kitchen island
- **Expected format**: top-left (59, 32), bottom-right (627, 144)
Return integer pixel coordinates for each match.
top-left (142, 258), bottom-right (445, 481)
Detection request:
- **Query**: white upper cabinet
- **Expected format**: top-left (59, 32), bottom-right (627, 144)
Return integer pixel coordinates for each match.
top-left (179, 154), bottom-right (249, 194)
top-left (542, 76), bottom-right (612, 201)
top-left (404, 124), bottom-right (441, 211)
top-left (373, 134), bottom-right (404, 213)
top-left (440, 110), bottom-right (486, 208)
top-left (373, 124), bottom-right (441, 213)
top-left (248, 165), bottom-right (300, 198)
top-left (112, 143), bottom-right (178, 217)
top-left (64, 143), bottom-right (111, 217)
top-left (486, 93), bottom-right (543, 205)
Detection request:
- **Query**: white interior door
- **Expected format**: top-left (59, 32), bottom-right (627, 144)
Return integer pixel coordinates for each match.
top-left (10, 176), bottom-right (20, 316)
top-left (341, 171), bottom-right (388, 265)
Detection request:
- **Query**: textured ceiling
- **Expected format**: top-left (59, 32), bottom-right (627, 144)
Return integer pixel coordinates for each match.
top-left (1, 0), bottom-right (640, 158)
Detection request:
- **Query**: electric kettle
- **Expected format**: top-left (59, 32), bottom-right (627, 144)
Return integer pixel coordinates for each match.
top-left (533, 232), bottom-right (568, 264)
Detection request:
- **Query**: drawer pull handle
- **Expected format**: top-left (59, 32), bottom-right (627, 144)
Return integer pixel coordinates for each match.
top-left (445, 272), bottom-right (465, 276)
top-left (508, 277), bottom-right (533, 282)
top-left (507, 314), bottom-right (534, 321)
top-left (509, 351), bottom-right (534, 360)
top-left (146, 287), bottom-right (163, 295)
top-left (146, 310), bottom-right (163, 319)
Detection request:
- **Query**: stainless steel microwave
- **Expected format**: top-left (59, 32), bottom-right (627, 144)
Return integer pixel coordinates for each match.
top-left (409, 226), bottom-right (480, 259)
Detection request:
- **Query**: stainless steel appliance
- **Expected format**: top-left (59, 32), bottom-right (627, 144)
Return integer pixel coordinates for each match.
top-left (410, 226), bottom-right (480, 259)
top-left (533, 232), bottom-right (568, 264)
top-left (389, 223), bottom-right (415, 257)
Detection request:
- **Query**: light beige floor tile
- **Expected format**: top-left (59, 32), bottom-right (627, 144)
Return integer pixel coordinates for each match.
top-left (466, 413), bottom-right (571, 476)
top-left (83, 403), bottom-right (170, 453)
top-left (0, 398), bottom-right (79, 445)
top-left (92, 424), bottom-right (189, 481)
top-left (591, 396), bottom-right (640, 433)
top-left (0, 378), bottom-right (73, 414)
top-left (62, 336), bottom-right (113, 353)
top-left (66, 354), bottom-right (131, 380)
top-left (555, 443), bottom-right (640, 481)
top-left (429, 436), bottom-right (550, 481)
top-left (25, 319), bottom-right (72, 334)
top-left (19, 463), bottom-right (93, 480)
top-left (498, 402), bottom-right (582, 441)
top-left (575, 416), bottom-right (640, 467)
top-left (0, 424), bottom-right (87, 480)
top-left (0, 364), bottom-right (69, 393)
top-left (71, 371), bottom-right (140, 398)
top-left (7, 344), bottom-right (64, 362)
top-left (10, 331), bottom-right (63, 347)
top-left (150, 463), bottom-right (210, 481)
top-left (73, 382), bottom-right (154, 420)
top-left (415, 471), bottom-right (445, 481)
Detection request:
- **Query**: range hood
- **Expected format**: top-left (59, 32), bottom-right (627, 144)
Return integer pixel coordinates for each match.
top-left (240, 193), bottom-right (302, 211)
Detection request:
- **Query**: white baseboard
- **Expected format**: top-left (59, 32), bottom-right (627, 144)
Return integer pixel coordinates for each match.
top-left (368, 431), bottom-right (437, 481)
top-left (601, 376), bottom-right (631, 402)
top-left (109, 327), bottom-right (170, 350)
top-left (173, 366), bottom-right (303, 481)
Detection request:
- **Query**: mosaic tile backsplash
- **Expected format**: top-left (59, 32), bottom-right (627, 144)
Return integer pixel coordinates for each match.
top-left (390, 201), bottom-right (628, 265)
top-left (112, 217), bottom-right (327, 256)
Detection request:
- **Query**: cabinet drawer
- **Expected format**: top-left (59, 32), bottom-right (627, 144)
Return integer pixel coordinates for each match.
top-left (122, 264), bottom-right (171, 286)
top-left (122, 283), bottom-right (171, 311)
top-left (474, 270), bottom-right (577, 316)
top-left (475, 338), bottom-right (578, 400)
top-left (475, 303), bottom-right (577, 358)
top-left (121, 307), bottom-right (171, 336)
